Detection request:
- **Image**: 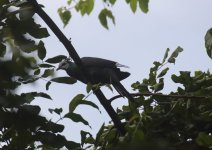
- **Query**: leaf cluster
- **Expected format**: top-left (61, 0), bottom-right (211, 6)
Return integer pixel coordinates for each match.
top-left (58, 0), bottom-right (149, 29)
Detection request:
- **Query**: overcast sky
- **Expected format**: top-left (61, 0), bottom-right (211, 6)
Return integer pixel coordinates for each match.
top-left (21, 0), bottom-right (212, 142)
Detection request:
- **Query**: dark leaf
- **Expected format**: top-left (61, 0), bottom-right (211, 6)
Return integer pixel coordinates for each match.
top-left (196, 132), bottom-right (212, 147)
top-left (162, 48), bottom-right (170, 63)
top-left (45, 122), bottom-right (64, 133)
top-left (157, 67), bottom-right (169, 78)
top-left (37, 40), bottom-right (46, 60)
top-left (51, 77), bottom-right (77, 84)
top-left (42, 69), bottom-right (54, 78)
top-left (69, 94), bottom-right (85, 112)
top-left (80, 130), bottom-right (93, 146)
top-left (21, 92), bottom-right (52, 103)
top-left (205, 28), bottom-right (212, 59)
top-left (39, 63), bottom-right (55, 68)
top-left (34, 69), bottom-right (40, 75)
top-left (65, 141), bottom-right (81, 149)
top-left (0, 43), bottom-right (6, 57)
top-left (86, 82), bottom-right (93, 93)
top-left (69, 94), bottom-right (100, 113)
top-left (64, 112), bottom-right (90, 126)
top-left (168, 46), bottom-right (183, 64)
top-left (95, 123), bottom-right (105, 146)
top-left (45, 55), bottom-right (67, 64)
top-left (46, 81), bottom-right (51, 90)
top-left (19, 105), bottom-right (41, 115)
top-left (152, 78), bottom-right (164, 92)
top-left (49, 108), bottom-right (63, 115)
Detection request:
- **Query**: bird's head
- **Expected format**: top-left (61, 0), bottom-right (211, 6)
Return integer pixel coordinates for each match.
top-left (56, 57), bottom-right (72, 71)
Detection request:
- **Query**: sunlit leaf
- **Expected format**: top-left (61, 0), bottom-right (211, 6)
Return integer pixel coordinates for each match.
top-left (130, 0), bottom-right (137, 13)
top-left (138, 0), bottom-right (149, 13)
top-left (98, 9), bottom-right (115, 29)
top-left (95, 123), bottom-right (105, 147)
top-left (58, 7), bottom-right (71, 27)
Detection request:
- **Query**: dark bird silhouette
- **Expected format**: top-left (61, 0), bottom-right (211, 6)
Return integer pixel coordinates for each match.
top-left (57, 57), bottom-right (133, 100)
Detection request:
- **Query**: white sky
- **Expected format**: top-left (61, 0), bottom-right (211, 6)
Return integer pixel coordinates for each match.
top-left (22, 0), bottom-right (212, 142)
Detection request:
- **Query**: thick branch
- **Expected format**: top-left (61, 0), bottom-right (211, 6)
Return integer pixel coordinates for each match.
top-left (28, 0), bottom-right (125, 135)
top-left (109, 92), bottom-right (209, 102)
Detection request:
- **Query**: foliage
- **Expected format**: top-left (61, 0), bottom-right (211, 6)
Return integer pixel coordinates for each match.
top-left (0, 0), bottom-right (212, 150)
top-left (58, 0), bottom-right (149, 29)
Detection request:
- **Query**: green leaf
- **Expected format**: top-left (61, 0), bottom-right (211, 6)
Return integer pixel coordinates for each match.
top-left (162, 48), bottom-right (170, 64)
top-left (37, 40), bottom-right (46, 60)
top-left (87, 0), bottom-right (94, 15)
top-left (95, 123), bottom-right (105, 147)
top-left (81, 130), bottom-right (93, 146)
top-left (205, 28), bottom-right (212, 59)
top-left (0, 43), bottom-right (6, 57)
top-left (69, 94), bottom-right (85, 112)
top-left (45, 55), bottom-right (67, 64)
top-left (75, 0), bottom-right (94, 16)
top-left (86, 82), bottom-right (93, 93)
top-left (152, 78), bottom-right (164, 92)
top-left (26, 19), bottom-right (49, 39)
top-left (98, 9), bottom-right (115, 29)
top-left (67, 0), bottom-right (72, 5)
top-left (21, 92), bottom-right (52, 102)
top-left (69, 94), bottom-right (100, 113)
top-left (34, 69), bottom-right (40, 75)
top-left (196, 132), bottom-right (212, 147)
top-left (42, 69), bottom-right (54, 78)
top-left (58, 7), bottom-right (71, 27)
top-left (138, 0), bottom-right (149, 13)
top-left (130, 0), bottom-right (137, 13)
top-left (109, 0), bottom-right (116, 5)
top-left (51, 77), bottom-right (77, 84)
top-left (168, 46), bottom-right (183, 64)
top-left (157, 67), bottom-right (169, 78)
top-left (64, 112), bottom-right (90, 126)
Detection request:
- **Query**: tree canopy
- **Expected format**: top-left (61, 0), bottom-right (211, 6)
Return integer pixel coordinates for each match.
top-left (0, 0), bottom-right (212, 150)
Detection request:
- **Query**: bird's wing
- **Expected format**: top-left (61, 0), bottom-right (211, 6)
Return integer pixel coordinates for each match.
top-left (81, 57), bottom-right (127, 68)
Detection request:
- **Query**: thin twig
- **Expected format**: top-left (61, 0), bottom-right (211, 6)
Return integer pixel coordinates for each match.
top-left (109, 92), bottom-right (209, 103)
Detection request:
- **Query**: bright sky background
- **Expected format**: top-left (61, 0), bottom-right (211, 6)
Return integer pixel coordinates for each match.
top-left (20, 0), bottom-right (212, 142)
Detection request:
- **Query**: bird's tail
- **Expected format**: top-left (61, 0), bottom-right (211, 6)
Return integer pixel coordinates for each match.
top-left (112, 80), bottom-right (134, 101)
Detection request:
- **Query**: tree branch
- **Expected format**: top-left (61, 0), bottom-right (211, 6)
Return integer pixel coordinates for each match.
top-left (27, 0), bottom-right (126, 135)
top-left (109, 92), bottom-right (209, 103)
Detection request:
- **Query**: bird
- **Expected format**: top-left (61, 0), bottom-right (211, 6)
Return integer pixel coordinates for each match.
top-left (56, 57), bottom-right (133, 100)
